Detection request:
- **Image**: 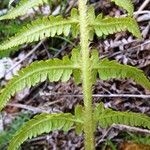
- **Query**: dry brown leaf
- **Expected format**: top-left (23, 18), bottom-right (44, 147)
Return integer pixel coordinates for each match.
top-left (119, 142), bottom-right (150, 150)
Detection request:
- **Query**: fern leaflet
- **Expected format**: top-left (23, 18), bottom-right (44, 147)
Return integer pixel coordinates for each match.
top-left (0, 9), bottom-right (79, 52)
top-left (92, 52), bottom-right (150, 89)
top-left (71, 48), bottom-right (82, 84)
top-left (0, 0), bottom-right (49, 20)
top-left (111, 0), bottom-right (134, 15)
top-left (8, 113), bottom-right (82, 150)
top-left (0, 49), bottom-right (81, 111)
top-left (92, 15), bottom-right (141, 38)
top-left (94, 103), bottom-right (150, 129)
top-left (74, 105), bottom-right (84, 134)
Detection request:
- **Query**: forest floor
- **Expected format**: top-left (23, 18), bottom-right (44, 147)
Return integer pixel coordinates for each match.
top-left (0, 0), bottom-right (150, 150)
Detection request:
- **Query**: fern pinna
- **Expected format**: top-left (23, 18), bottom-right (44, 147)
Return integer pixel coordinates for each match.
top-left (0, 0), bottom-right (150, 150)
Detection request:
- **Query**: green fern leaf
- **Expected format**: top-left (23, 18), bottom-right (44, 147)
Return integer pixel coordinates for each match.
top-left (92, 15), bottom-right (141, 38)
top-left (111, 0), bottom-right (134, 15)
top-left (70, 8), bottom-right (80, 38)
top-left (0, 50), bottom-right (81, 111)
top-left (8, 113), bottom-right (82, 150)
top-left (94, 103), bottom-right (150, 129)
top-left (90, 50), bottom-right (100, 83)
top-left (74, 105), bottom-right (84, 134)
top-left (71, 48), bottom-right (82, 84)
top-left (0, 0), bottom-right (49, 20)
top-left (0, 12), bottom-right (78, 52)
top-left (87, 6), bottom-right (95, 40)
top-left (94, 58), bottom-right (150, 90)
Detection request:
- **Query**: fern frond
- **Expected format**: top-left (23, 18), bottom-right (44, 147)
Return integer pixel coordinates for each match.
top-left (111, 0), bottom-right (134, 15)
top-left (92, 15), bottom-right (141, 38)
top-left (8, 113), bottom-right (82, 150)
top-left (0, 0), bottom-right (49, 20)
top-left (74, 105), bottom-right (84, 134)
top-left (0, 50), bottom-right (81, 111)
top-left (0, 9), bottom-right (79, 52)
top-left (93, 57), bottom-right (150, 90)
top-left (94, 103), bottom-right (150, 129)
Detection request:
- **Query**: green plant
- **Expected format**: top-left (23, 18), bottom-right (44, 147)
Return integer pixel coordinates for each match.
top-left (125, 132), bottom-right (150, 145)
top-left (102, 140), bottom-right (117, 150)
top-left (0, 112), bottom-right (31, 150)
top-left (0, 0), bottom-right (150, 150)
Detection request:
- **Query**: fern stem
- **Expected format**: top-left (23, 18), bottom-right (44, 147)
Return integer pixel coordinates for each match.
top-left (78, 0), bottom-right (95, 149)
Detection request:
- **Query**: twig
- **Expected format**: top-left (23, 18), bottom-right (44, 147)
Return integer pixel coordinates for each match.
top-left (0, 113), bottom-right (4, 132)
top-left (112, 124), bottom-right (150, 134)
top-left (126, 40), bottom-right (150, 52)
top-left (43, 99), bottom-right (65, 107)
top-left (6, 40), bottom-right (44, 75)
top-left (98, 124), bottom-right (150, 144)
top-left (134, 10), bottom-right (150, 16)
top-left (121, 10), bottom-right (150, 18)
top-left (7, 103), bottom-right (50, 113)
top-left (137, 0), bottom-right (150, 13)
top-left (65, 0), bottom-right (77, 13)
top-left (27, 135), bottom-right (50, 143)
top-left (101, 39), bottom-right (150, 59)
top-left (40, 92), bottom-right (150, 99)
top-left (134, 0), bottom-right (150, 18)
top-left (97, 126), bottom-right (113, 144)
